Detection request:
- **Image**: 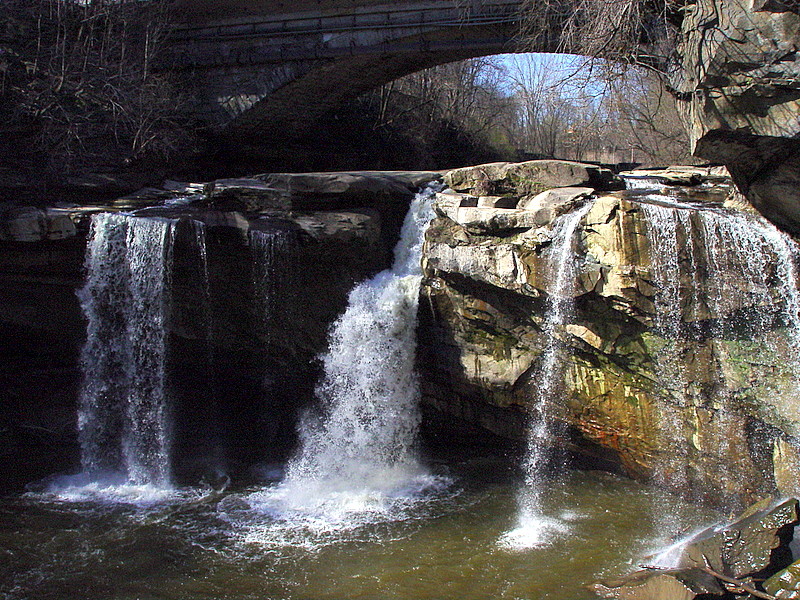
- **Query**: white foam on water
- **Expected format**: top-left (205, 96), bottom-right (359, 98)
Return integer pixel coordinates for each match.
top-left (30, 472), bottom-right (181, 506)
top-left (219, 471), bottom-right (451, 550)
top-left (497, 514), bottom-right (570, 551)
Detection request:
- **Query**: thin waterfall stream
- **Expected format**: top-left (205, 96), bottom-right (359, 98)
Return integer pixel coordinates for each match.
top-left (501, 202), bottom-right (593, 550)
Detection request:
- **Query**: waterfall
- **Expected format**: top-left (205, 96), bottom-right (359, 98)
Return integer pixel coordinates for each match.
top-left (249, 228), bottom-right (292, 337)
top-left (641, 197), bottom-right (800, 510)
top-left (76, 213), bottom-right (176, 492)
top-left (501, 203), bottom-right (593, 550)
top-left (224, 185), bottom-right (444, 541)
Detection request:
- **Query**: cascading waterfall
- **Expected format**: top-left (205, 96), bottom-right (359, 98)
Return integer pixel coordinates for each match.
top-left (640, 194), bottom-right (800, 512)
top-left (501, 203), bottom-right (593, 550)
top-left (75, 213), bottom-right (176, 492)
top-left (223, 185), bottom-right (443, 540)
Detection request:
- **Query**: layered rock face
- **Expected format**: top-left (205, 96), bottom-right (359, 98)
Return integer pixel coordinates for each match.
top-left (673, 0), bottom-right (800, 233)
top-left (418, 160), bottom-right (800, 506)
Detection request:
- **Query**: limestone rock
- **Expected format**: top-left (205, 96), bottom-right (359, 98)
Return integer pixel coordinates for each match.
top-left (443, 162), bottom-right (511, 195)
top-left (449, 207), bottom-right (542, 234)
top-left (620, 167), bottom-right (729, 187)
top-left (589, 568), bottom-right (725, 600)
top-left (0, 206), bottom-right (77, 242)
top-left (672, 0), bottom-right (800, 233)
top-left (444, 160), bottom-right (619, 197)
top-left (293, 210), bottom-right (380, 245)
top-left (773, 438), bottom-right (800, 499)
top-left (205, 178), bottom-right (290, 212)
top-left (518, 186), bottom-right (594, 226)
top-left (419, 176), bottom-right (799, 502)
top-left (676, 498), bottom-right (799, 579)
top-left (256, 171), bottom-right (440, 209)
top-left (505, 161), bottom-right (617, 195)
top-left (433, 189), bottom-right (576, 234)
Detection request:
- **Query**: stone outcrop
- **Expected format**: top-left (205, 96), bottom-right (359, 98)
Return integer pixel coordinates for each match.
top-left (590, 568), bottom-right (724, 600)
top-left (418, 160), bottom-right (800, 505)
top-left (765, 559), bottom-right (800, 599)
top-left (676, 498), bottom-right (798, 579)
top-left (673, 0), bottom-right (800, 234)
top-left (444, 160), bottom-right (620, 197)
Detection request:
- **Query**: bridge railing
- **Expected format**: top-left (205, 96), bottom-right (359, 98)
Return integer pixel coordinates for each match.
top-left (170, 0), bottom-right (522, 42)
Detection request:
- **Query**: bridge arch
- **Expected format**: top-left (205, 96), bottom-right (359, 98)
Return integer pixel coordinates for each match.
top-left (168, 1), bottom-right (556, 138)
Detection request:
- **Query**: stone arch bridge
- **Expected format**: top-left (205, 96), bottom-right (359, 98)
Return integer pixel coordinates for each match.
top-left (168, 0), bottom-right (532, 138)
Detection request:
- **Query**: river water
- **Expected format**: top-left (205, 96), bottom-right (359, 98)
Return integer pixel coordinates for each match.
top-left (2, 459), bottom-right (716, 600)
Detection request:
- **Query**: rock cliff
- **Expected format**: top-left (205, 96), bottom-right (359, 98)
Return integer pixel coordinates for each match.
top-left (673, 0), bottom-right (800, 234)
top-left (0, 170), bottom-right (440, 488)
top-left (418, 160), bottom-right (800, 507)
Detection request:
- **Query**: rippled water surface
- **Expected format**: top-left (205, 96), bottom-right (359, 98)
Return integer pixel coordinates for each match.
top-left (1, 461), bottom-right (717, 600)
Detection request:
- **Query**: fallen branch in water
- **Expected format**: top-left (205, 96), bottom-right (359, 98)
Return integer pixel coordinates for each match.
top-left (697, 565), bottom-right (776, 600)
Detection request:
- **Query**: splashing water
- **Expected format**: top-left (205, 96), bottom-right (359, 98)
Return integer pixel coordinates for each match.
top-left (226, 185), bottom-right (448, 545)
top-left (500, 203), bottom-right (593, 551)
top-left (67, 213), bottom-right (176, 500)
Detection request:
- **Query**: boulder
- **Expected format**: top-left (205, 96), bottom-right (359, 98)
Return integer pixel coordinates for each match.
top-left (517, 186), bottom-right (594, 223)
top-left (676, 498), bottom-right (799, 579)
top-left (443, 162), bottom-right (511, 195)
top-left (764, 559), bottom-right (800, 599)
top-left (444, 160), bottom-right (619, 197)
top-left (506, 161), bottom-right (617, 195)
top-left (589, 568), bottom-right (725, 600)
top-left (672, 0), bottom-right (800, 233)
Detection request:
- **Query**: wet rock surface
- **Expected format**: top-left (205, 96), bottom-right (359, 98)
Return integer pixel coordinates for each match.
top-left (418, 160), bottom-right (800, 505)
top-left (765, 559), bottom-right (800, 599)
top-left (590, 568), bottom-right (725, 600)
top-left (592, 498), bottom-right (800, 600)
top-left (676, 498), bottom-right (798, 579)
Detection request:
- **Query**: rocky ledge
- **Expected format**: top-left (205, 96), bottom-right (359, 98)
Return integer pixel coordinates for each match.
top-left (593, 497), bottom-right (799, 599)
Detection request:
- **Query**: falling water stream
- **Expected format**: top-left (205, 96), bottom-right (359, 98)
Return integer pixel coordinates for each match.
top-left (221, 185), bottom-right (447, 545)
top-left (640, 196), bottom-right (800, 504)
top-left (500, 203), bottom-right (593, 550)
top-left (55, 213), bottom-right (178, 501)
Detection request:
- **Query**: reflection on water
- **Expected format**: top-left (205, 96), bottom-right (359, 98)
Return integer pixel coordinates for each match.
top-left (2, 461), bottom-right (718, 600)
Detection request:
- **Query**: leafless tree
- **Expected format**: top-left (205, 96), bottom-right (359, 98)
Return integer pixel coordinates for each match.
top-left (1, 0), bottom-right (195, 177)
